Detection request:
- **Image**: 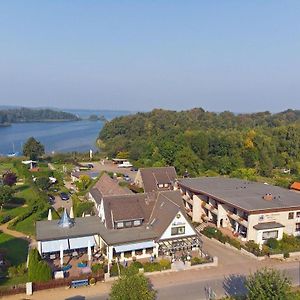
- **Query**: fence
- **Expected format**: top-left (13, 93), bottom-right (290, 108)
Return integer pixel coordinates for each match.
top-left (0, 272), bottom-right (104, 297)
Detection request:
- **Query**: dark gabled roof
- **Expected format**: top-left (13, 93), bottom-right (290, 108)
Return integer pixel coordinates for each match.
top-left (178, 177), bottom-right (300, 213)
top-left (253, 222), bottom-right (285, 230)
top-left (148, 190), bottom-right (188, 238)
top-left (90, 188), bottom-right (103, 205)
top-left (36, 216), bottom-right (103, 241)
top-left (90, 173), bottom-right (133, 204)
top-left (139, 167), bottom-right (177, 192)
top-left (102, 193), bottom-right (156, 229)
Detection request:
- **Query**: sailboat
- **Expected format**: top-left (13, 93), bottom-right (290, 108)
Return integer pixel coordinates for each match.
top-left (7, 142), bottom-right (18, 157)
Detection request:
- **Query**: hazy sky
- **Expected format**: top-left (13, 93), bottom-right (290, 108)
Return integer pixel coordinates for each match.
top-left (0, 1), bottom-right (299, 112)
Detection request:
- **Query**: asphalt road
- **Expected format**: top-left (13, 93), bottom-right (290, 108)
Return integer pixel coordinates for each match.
top-left (78, 263), bottom-right (300, 300)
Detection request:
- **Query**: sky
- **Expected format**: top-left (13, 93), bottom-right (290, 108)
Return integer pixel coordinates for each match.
top-left (0, 1), bottom-right (299, 113)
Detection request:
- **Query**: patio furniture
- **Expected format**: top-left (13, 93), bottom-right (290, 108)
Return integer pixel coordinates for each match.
top-left (77, 262), bottom-right (87, 268)
top-left (80, 266), bottom-right (92, 274)
top-left (71, 279), bottom-right (89, 288)
top-left (62, 264), bottom-right (72, 271)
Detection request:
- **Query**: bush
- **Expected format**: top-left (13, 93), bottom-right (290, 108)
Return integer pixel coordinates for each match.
top-left (190, 257), bottom-right (206, 266)
top-left (91, 263), bottom-right (104, 275)
top-left (266, 238), bottom-right (279, 249)
top-left (8, 263), bottom-right (27, 277)
top-left (227, 238), bottom-right (242, 250)
top-left (143, 262), bottom-right (162, 272)
top-left (110, 263), bottom-right (125, 277)
top-left (159, 259), bottom-right (171, 270)
top-left (130, 261), bottom-right (143, 269)
top-left (244, 240), bottom-right (262, 256)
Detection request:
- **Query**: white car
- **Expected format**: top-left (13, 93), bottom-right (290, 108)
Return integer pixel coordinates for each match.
top-left (118, 161), bottom-right (133, 168)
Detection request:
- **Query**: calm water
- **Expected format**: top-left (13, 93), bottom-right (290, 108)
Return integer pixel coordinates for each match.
top-left (0, 110), bottom-right (131, 155)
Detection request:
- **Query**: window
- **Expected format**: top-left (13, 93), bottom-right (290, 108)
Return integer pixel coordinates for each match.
top-left (262, 230), bottom-right (278, 240)
top-left (296, 223), bottom-right (300, 232)
top-left (297, 212), bottom-right (300, 218)
top-left (288, 212), bottom-right (294, 220)
top-left (133, 220), bottom-right (141, 226)
top-left (116, 222), bottom-right (124, 229)
top-left (164, 183), bottom-right (169, 188)
top-left (124, 221), bottom-right (132, 228)
top-left (171, 226), bottom-right (185, 236)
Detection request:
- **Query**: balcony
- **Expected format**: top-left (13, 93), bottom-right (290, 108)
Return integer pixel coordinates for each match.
top-left (182, 194), bottom-right (193, 205)
top-left (227, 212), bottom-right (248, 228)
top-left (203, 203), bottom-right (218, 215)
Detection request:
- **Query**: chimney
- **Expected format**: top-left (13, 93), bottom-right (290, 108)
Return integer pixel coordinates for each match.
top-left (263, 193), bottom-right (273, 201)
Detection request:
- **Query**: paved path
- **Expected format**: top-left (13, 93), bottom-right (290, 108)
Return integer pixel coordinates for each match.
top-left (0, 215), bottom-right (31, 240)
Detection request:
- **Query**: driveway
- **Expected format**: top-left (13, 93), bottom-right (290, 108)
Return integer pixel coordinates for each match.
top-left (52, 195), bottom-right (73, 211)
top-left (80, 160), bottom-right (137, 181)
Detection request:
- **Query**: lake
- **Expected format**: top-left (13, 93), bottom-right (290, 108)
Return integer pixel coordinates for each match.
top-left (0, 110), bottom-right (131, 155)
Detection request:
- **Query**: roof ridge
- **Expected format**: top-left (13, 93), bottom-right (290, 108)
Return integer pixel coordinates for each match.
top-left (160, 191), bottom-right (180, 208)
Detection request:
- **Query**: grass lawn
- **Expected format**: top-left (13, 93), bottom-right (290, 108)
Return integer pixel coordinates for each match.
top-left (0, 233), bottom-right (28, 266)
top-left (0, 162), bottom-right (16, 174)
top-left (14, 214), bottom-right (36, 236)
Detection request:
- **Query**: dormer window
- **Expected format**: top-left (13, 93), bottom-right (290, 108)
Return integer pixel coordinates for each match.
top-left (158, 183), bottom-right (164, 188)
top-left (116, 222), bottom-right (124, 228)
top-left (164, 183), bottom-right (169, 188)
top-left (133, 220), bottom-right (141, 226)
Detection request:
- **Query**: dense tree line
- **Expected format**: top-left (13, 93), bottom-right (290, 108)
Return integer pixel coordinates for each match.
top-left (0, 108), bottom-right (79, 124)
top-left (98, 108), bottom-right (300, 180)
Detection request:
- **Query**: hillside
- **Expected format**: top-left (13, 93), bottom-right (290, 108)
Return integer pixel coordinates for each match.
top-left (0, 108), bottom-right (80, 124)
top-left (98, 108), bottom-right (300, 181)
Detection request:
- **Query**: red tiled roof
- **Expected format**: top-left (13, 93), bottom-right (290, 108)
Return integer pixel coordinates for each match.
top-left (291, 182), bottom-right (300, 191)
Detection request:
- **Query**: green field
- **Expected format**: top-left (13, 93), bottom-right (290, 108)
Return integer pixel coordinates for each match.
top-left (0, 233), bottom-right (28, 266)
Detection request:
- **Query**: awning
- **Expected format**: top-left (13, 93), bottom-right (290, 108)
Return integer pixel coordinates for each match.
top-left (69, 236), bottom-right (95, 250)
top-left (114, 241), bottom-right (155, 253)
top-left (41, 239), bottom-right (69, 253)
top-left (253, 222), bottom-right (285, 231)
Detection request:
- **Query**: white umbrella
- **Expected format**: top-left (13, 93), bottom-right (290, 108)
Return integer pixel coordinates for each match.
top-left (70, 206), bottom-right (74, 219)
top-left (47, 208), bottom-right (52, 221)
top-left (60, 244), bottom-right (64, 267)
top-left (87, 240), bottom-right (92, 261)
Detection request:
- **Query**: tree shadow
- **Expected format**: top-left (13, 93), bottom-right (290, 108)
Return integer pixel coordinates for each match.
top-left (223, 274), bottom-right (247, 298)
top-left (65, 296), bottom-right (86, 300)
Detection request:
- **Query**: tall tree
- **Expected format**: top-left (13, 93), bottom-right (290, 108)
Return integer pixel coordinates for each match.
top-left (110, 270), bottom-right (156, 300)
top-left (246, 268), bottom-right (291, 300)
top-left (0, 186), bottom-right (13, 209)
top-left (23, 137), bottom-right (45, 160)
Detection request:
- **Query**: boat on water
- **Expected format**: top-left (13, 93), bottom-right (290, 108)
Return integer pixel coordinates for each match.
top-left (7, 142), bottom-right (19, 157)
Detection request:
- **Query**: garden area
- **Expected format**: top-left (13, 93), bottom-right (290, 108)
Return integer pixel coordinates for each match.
top-left (0, 232), bottom-right (29, 286)
top-left (202, 226), bottom-right (300, 258)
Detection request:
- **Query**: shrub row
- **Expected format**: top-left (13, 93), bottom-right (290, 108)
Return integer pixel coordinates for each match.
top-left (110, 259), bottom-right (171, 277)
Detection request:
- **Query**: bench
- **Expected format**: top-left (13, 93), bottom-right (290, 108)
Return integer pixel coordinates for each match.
top-left (71, 279), bottom-right (89, 288)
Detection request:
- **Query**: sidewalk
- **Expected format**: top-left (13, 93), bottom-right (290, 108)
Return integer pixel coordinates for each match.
top-left (2, 282), bottom-right (112, 300)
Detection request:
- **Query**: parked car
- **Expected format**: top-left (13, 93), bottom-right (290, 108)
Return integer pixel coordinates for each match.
top-left (48, 194), bottom-right (55, 203)
top-left (130, 167), bottom-right (138, 172)
top-left (60, 192), bottom-right (70, 201)
top-left (87, 163), bottom-right (94, 169)
top-left (123, 174), bottom-right (131, 182)
top-left (118, 161), bottom-right (133, 168)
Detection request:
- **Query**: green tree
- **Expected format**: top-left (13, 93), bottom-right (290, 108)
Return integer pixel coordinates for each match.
top-left (3, 171), bottom-right (17, 186)
top-left (76, 174), bottom-right (91, 191)
top-left (0, 185), bottom-right (13, 209)
top-left (23, 137), bottom-right (45, 160)
top-left (28, 248), bottom-right (52, 282)
top-left (246, 268), bottom-right (291, 300)
top-left (110, 271), bottom-right (156, 300)
top-left (35, 177), bottom-right (50, 191)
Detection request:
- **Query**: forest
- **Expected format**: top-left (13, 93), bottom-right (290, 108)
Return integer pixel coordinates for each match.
top-left (0, 108), bottom-right (79, 124)
top-left (98, 108), bottom-right (300, 185)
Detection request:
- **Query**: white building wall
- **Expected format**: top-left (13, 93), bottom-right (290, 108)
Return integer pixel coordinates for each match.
top-left (192, 195), bottom-right (203, 223)
top-left (248, 211), bottom-right (299, 242)
top-left (160, 211), bottom-right (196, 240)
